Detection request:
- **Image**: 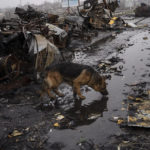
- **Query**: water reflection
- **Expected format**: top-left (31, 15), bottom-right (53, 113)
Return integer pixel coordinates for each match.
top-left (65, 96), bottom-right (108, 127)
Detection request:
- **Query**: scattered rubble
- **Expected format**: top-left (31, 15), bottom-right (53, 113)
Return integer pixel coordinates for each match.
top-left (97, 56), bottom-right (124, 76)
top-left (127, 82), bottom-right (150, 128)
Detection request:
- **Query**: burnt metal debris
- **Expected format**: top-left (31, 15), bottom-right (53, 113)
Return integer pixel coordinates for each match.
top-left (135, 3), bottom-right (150, 17)
top-left (15, 6), bottom-right (58, 23)
top-left (78, 0), bottom-right (120, 29)
top-left (0, 6), bottom-right (64, 84)
top-left (0, 2), bottom-right (121, 85)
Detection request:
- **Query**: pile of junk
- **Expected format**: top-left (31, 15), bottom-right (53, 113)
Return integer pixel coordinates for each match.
top-left (0, 0), bottom-right (123, 88)
top-left (78, 0), bottom-right (124, 29)
top-left (0, 6), bottom-right (67, 84)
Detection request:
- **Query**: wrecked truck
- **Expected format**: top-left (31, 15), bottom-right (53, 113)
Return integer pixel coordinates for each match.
top-left (135, 3), bottom-right (150, 17)
top-left (78, 0), bottom-right (119, 29)
top-left (0, 31), bottom-right (60, 81)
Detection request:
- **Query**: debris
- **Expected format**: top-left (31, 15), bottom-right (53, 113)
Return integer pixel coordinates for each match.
top-left (25, 127), bottom-right (30, 132)
top-left (117, 119), bottom-right (124, 125)
top-left (0, 5), bottom-right (65, 84)
top-left (78, 0), bottom-right (120, 29)
top-left (0, 31), bottom-right (60, 82)
top-left (109, 17), bottom-right (125, 28)
top-left (128, 96), bottom-right (135, 100)
top-left (109, 116), bottom-right (123, 123)
top-left (135, 97), bottom-right (144, 101)
top-left (15, 6), bottom-right (59, 23)
top-left (45, 23), bottom-right (68, 48)
top-left (56, 115), bottom-right (65, 121)
top-left (113, 116), bottom-right (119, 121)
top-left (143, 37), bottom-right (148, 40)
top-left (127, 82), bottom-right (150, 128)
top-left (127, 22), bottom-right (137, 28)
top-left (121, 108), bottom-right (126, 111)
top-left (109, 17), bottom-right (118, 25)
top-left (54, 123), bottom-right (60, 127)
top-left (128, 116), bottom-right (137, 123)
top-left (68, 121), bottom-right (76, 128)
top-left (88, 114), bottom-right (102, 120)
top-left (98, 56), bottom-right (124, 75)
top-left (30, 33), bottom-right (60, 71)
top-left (8, 130), bottom-right (23, 138)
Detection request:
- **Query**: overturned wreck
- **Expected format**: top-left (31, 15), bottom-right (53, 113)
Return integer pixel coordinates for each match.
top-left (135, 3), bottom-right (150, 17)
top-left (0, 31), bottom-right (60, 81)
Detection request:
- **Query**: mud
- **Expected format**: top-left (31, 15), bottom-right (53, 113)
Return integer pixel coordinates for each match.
top-left (0, 18), bottom-right (150, 150)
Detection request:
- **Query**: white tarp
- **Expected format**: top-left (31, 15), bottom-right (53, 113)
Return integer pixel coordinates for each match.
top-left (46, 23), bottom-right (67, 40)
top-left (28, 34), bottom-right (60, 71)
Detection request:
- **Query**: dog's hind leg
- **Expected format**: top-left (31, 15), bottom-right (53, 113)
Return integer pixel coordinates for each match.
top-left (53, 88), bottom-right (65, 97)
top-left (44, 77), bottom-right (56, 99)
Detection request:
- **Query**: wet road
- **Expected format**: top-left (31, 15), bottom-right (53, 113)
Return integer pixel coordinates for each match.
top-left (0, 18), bottom-right (150, 150)
top-left (47, 28), bottom-right (150, 149)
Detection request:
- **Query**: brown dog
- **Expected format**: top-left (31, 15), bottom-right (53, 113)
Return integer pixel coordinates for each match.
top-left (41, 62), bottom-right (108, 100)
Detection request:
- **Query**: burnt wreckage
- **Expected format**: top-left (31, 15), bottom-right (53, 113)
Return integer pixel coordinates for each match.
top-left (78, 0), bottom-right (119, 29)
top-left (0, 1), bottom-right (120, 87)
top-left (0, 6), bottom-right (66, 83)
top-left (135, 3), bottom-right (150, 17)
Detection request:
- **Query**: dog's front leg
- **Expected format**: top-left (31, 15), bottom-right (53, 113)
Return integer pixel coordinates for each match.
top-left (53, 89), bottom-right (65, 97)
top-left (73, 87), bottom-right (77, 99)
top-left (73, 83), bottom-right (86, 100)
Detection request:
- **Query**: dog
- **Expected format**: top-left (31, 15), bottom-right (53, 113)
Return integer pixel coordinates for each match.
top-left (40, 62), bottom-right (108, 100)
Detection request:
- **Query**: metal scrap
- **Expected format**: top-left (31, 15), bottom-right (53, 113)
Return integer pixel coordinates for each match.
top-left (15, 6), bottom-right (59, 23)
top-left (78, 0), bottom-right (120, 29)
top-left (0, 55), bottom-right (20, 80)
top-left (0, 5), bottom-right (67, 82)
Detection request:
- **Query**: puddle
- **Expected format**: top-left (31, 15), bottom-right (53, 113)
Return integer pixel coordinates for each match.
top-left (65, 94), bottom-right (108, 127)
top-left (46, 30), bottom-right (150, 149)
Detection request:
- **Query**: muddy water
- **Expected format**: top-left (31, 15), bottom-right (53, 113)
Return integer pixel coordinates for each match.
top-left (47, 30), bottom-right (150, 149)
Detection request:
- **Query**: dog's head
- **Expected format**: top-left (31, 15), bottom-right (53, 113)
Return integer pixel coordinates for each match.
top-left (89, 73), bottom-right (108, 95)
